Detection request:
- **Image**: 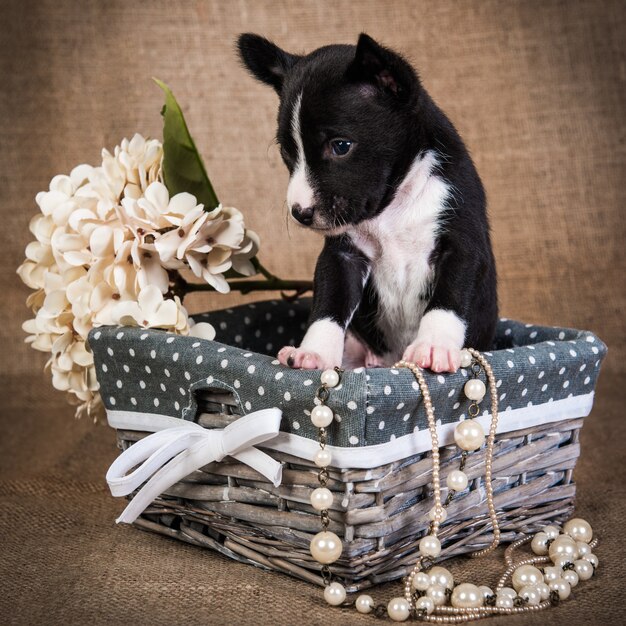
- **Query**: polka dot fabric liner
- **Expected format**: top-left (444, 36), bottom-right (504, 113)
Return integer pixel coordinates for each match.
top-left (90, 299), bottom-right (607, 451)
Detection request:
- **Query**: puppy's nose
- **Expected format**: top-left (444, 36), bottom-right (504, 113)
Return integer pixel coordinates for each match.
top-left (291, 203), bottom-right (314, 226)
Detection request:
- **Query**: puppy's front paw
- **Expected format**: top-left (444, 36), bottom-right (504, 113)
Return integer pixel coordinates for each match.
top-left (404, 309), bottom-right (466, 373)
top-left (402, 342), bottom-right (461, 373)
top-left (277, 346), bottom-right (335, 370)
top-left (279, 320), bottom-right (345, 370)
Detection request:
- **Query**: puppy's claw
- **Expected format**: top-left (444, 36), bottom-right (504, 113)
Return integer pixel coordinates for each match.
top-left (278, 346), bottom-right (295, 367)
top-left (277, 346), bottom-right (329, 370)
top-left (403, 342), bottom-right (460, 373)
top-left (402, 343), bottom-right (431, 368)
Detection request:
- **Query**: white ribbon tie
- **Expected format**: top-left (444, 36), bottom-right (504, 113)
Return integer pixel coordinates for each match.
top-left (106, 408), bottom-right (283, 524)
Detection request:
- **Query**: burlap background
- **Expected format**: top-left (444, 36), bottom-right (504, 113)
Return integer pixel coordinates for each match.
top-left (1, 0), bottom-right (624, 624)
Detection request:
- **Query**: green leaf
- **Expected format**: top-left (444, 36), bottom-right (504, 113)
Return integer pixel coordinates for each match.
top-left (154, 78), bottom-right (219, 210)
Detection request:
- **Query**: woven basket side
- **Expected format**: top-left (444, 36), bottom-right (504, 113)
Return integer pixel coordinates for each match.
top-left (115, 413), bottom-right (582, 591)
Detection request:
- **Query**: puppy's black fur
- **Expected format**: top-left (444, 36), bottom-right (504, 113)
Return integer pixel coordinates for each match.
top-left (238, 33), bottom-right (497, 370)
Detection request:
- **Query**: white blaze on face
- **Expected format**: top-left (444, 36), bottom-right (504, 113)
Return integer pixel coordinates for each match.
top-left (287, 92), bottom-right (315, 211)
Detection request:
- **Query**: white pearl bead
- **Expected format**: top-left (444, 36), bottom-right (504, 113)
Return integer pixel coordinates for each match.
top-left (549, 578), bottom-right (571, 600)
top-left (549, 535), bottom-right (579, 562)
top-left (496, 587), bottom-right (517, 599)
top-left (536, 582), bottom-right (551, 601)
top-left (324, 582), bottom-right (346, 606)
top-left (582, 553), bottom-right (598, 568)
top-left (563, 518), bottom-right (593, 543)
top-left (553, 555), bottom-right (575, 570)
top-left (495, 596), bottom-right (513, 609)
top-left (477, 586), bottom-right (494, 600)
top-left (541, 524), bottom-right (560, 539)
top-left (460, 349), bottom-right (473, 368)
top-left (447, 469), bottom-right (469, 491)
top-left (542, 566), bottom-right (562, 582)
top-left (426, 584), bottom-right (447, 607)
top-left (415, 596), bottom-right (435, 615)
top-left (451, 583), bottom-right (484, 609)
top-left (355, 594), bottom-right (374, 614)
top-left (574, 559), bottom-right (594, 581)
top-left (321, 368), bottom-right (340, 388)
top-left (519, 585), bottom-right (542, 606)
top-left (419, 535), bottom-right (441, 557)
top-left (454, 419), bottom-right (485, 451)
top-left (576, 541), bottom-right (591, 557)
top-left (310, 487), bottom-right (333, 511)
top-left (411, 572), bottom-right (431, 592)
top-left (464, 378), bottom-right (486, 401)
top-left (311, 405), bottom-right (334, 427)
top-left (387, 597), bottom-right (410, 622)
top-left (428, 566), bottom-right (454, 590)
top-left (313, 448), bottom-right (332, 467)
top-left (562, 570), bottom-right (579, 587)
top-left (531, 532), bottom-right (550, 555)
top-left (428, 505), bottom-right (447, 523)
top-left (512, 565), bottom-right (543, 591)
top-left (310, 531), bottom-right (343, 564)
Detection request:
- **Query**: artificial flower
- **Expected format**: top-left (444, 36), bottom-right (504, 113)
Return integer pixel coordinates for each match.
top-left (18, 133), bottom-right (257, 420)
top-left (111, 285), bottom-right (191, 333)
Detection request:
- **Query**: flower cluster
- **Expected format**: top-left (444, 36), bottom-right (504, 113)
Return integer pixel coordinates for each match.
top-left (18, 134), bottom-right (258, 419)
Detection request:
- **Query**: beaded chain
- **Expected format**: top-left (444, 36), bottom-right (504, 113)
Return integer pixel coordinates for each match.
top-left (308, 367), bottom-right (345, 586)
top-left (307, 349), bottom-right (600, 622)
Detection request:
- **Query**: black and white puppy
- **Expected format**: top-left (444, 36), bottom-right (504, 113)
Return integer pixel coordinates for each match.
top-left (238, 33), bottom-right (497, 373)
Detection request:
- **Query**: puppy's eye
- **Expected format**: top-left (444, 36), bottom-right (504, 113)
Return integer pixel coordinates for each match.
top-left (329, 139), bottom-right (353, 157)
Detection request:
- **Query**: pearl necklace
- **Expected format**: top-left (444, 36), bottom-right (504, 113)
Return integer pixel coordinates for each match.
top-left (307, 350), bottom-right (599, 621)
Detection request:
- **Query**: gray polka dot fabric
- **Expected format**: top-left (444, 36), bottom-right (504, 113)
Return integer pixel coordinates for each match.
top-left (90, 299), bottom-right (607, 450)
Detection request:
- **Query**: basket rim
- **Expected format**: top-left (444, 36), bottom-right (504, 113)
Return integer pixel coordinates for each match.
top-left (91, 299), bottom-right (607, 464)
top-left (107, 390), bottom-right (592, 469)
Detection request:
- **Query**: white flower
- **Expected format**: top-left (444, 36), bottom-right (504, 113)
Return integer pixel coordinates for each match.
top-left (111, 285), bottom-right (189, 332)
top-left (153, 205), bottom-right (211, 263)
top-left (103, 133), bottom-right (162, 198)
top-left (188, 321), bottom-right (217, 340)
top-left (122, 181), bottom-right (201, 231)
top-left (213, 207), bottom-right (259, 278)
top-left (18, 133), bottom-right (258, 420)
top-left (111, 284), bottom-right (216, 340)
top-left (156, 202), bottom-right (260, 293)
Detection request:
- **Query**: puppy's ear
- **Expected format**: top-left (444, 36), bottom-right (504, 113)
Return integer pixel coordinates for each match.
top-left (347, 33), bottom-right (419, 103)
top-left (237, 33), bottom-right (300, 93)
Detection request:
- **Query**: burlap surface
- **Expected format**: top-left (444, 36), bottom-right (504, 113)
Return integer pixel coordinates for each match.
top-left (1, 0), bottom-right (624, 624)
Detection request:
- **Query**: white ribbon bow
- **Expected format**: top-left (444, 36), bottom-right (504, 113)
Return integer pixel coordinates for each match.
top-left (106, 408), bottom-right (283, 524)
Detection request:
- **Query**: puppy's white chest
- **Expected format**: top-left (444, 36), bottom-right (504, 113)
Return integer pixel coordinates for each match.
top-left (349, 152), bottom-right (450, 355)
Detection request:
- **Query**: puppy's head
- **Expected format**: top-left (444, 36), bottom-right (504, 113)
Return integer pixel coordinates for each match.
top-left (238, 33), bottom-right (421, 234)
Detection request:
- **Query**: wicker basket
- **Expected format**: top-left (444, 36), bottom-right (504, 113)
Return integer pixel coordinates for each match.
top-left (92, 299), bottom-right (606, 592)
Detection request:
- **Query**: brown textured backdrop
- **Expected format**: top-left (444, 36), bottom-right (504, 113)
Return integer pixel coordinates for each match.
top-left (1, 0), bottom-right (624, 624)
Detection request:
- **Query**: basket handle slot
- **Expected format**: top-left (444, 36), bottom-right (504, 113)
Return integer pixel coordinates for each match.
top-left (195, 387), bottom-right (242, 429)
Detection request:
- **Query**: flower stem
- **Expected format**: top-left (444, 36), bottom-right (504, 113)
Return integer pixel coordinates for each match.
top-left (251, 257), bottom-right (277, 281)
top-left (187, 277), bottom-right (313, 296)
top-left (172, 258), bottom-right (313, 299)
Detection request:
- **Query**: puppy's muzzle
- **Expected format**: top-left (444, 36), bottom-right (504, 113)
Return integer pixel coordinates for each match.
top-left (291, 203), bottom-right (314, 226)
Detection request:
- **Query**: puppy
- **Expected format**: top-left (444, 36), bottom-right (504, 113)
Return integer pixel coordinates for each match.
top-left (238, 33), bottom-right (497, 373)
